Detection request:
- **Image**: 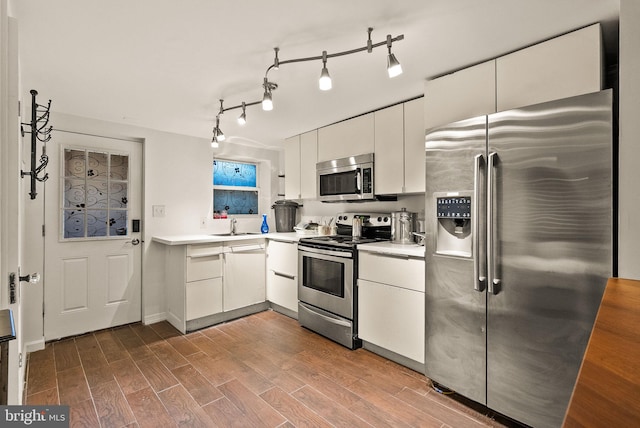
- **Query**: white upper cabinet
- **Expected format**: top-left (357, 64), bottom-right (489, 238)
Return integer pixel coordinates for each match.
top-left (497, 23), bottom-right (602, 112)
top-left (299, 130), bottom-right (318, 199)
top-left (374, 104), bottom-right (404, 195)
top-left (284, 130), bottom-right (317, 200)
top-left (403, 97), bottom-right (426, 194)
top-left (317, 112), bottom-right (374, 162)
top-left (424, 60), bottom-right (496, 131)
top-left (424, 24), bottom-right (603, 131)
top-left (284, 135), bottom-right (301, 199)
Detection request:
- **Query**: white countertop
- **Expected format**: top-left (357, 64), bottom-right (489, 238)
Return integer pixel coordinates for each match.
top-left (152, 232), bottom-right (305, 246)
top-left (357, 241), bottom-right (425, 258)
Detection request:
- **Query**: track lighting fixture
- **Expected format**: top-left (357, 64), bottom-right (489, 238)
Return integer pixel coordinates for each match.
top-left (210, 27), bottom-right (404, 144)
top-left (386, 35), bottom-right (403, 78)
top-left (237, 102), bottom-right (247, 125)
top-left (319, 51), bottom-right (332, 91)
top-left (211, 133), bottom-right (219, 148)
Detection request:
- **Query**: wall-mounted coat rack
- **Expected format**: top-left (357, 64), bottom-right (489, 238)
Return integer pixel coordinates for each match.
top-left (20, 89), bottom-right (51, 200)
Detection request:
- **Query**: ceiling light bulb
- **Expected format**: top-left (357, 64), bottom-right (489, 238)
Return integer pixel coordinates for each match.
top-left (319, 66), bottom-right (332, 91)
top-left (217, 129), bottom-right (225, 142)
top-left (387, 53), bottom-right (403, 78)
top-left (262, 91), bottom-right (273, 111)
top-left (211, 134), bottom-right (219, 148)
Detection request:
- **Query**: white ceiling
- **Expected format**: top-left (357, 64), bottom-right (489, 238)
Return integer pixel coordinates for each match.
top-left (13, 0), bottom-right (619, 150)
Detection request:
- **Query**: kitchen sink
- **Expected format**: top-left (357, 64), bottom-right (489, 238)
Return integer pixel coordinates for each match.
top-left (210, 232), bottom-right (262, 236)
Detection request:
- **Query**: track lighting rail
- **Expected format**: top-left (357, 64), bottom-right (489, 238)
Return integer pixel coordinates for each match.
top-left (211, 27), bottom-right (404, 146)
top-left (20, 89), bottom-right (51, 200)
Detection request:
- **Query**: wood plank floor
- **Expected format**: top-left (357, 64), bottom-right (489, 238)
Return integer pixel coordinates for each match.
top-left (25, 310), bottom-right (509, 428)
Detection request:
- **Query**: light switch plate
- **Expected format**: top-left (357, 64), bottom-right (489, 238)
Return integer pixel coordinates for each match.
top-left (152, 205), bottom-right (165, 217)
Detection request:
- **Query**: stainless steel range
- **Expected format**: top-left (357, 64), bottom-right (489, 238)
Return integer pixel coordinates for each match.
top-left (297, 212), bottom-right (391, 349)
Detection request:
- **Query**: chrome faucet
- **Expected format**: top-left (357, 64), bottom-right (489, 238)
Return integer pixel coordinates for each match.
top-left (230, 217), bottom-right (237, 235)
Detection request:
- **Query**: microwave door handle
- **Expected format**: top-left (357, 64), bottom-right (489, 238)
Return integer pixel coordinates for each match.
top-left (356, 169), bottom-right (362, 193)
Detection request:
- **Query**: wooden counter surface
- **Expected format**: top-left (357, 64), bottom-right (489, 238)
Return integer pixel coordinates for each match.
top-left (563, 277), bottom-right (640, 426)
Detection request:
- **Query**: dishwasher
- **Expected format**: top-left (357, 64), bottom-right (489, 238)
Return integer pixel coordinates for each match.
top-left (222, 239), bottom-right (266, 312)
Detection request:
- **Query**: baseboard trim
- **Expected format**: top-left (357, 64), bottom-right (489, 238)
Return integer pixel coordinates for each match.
top-left (143, 312), bottom-right (166, 325)
top-left (24, 339), bottom-right (45, 354)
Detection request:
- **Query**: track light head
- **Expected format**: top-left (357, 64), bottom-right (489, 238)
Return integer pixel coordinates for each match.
top-left (319, 51), bottom-right (332, 91)
top-left (386, 35), bottom-right (403, 78)
top-left (262, 91), bottom-right (273, 111)
top-left (213, 116), bottom-right (225, 142)
top-left (262, 78), bottom-right (275, 111)
top-left (237, 102), bottom-right (247, 125)
top-left (218, 99), bottom-right (225, 117)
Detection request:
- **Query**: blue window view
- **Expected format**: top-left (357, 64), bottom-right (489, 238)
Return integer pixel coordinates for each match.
top-left (213, 160), bottom-right (257, 187)
top-left (213, 159), bottom-right (259, 216)
top-left (213, 190), bottom-right (258, 215)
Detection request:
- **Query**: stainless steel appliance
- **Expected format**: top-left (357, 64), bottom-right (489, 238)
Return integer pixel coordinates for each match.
top-left (298, 212), bottom-right (390, 349)
top-left (424, 90), bottom-right (613, 428)
top-left (390, 208), bottom-right (417, 244)
top-left (316, 153), bottom-right (374, 202)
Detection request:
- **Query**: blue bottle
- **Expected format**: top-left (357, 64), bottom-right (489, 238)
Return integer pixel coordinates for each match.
top-left (261, 214), bottom-right (269, 234)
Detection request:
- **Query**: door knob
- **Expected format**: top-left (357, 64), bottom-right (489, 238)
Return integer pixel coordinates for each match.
top-left (127, 239), bottom-right (140, 245)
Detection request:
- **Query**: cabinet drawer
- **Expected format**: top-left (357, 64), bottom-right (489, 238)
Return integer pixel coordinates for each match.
top-left (187, 243), bottom-right (223, 258)
top-left (186, 253), bottom-right (222, 282)
top-left (267, 270), bottom-right (298, 313)
top-left (358, 251), bottom-right (424, 292)
top-left (186, 277), bottom-right (223, 320)
top-left (267, 240), bottom-right (298, 275)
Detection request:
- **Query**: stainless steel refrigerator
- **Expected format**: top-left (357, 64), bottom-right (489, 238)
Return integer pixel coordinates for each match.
top-left (424, 90), bottom-right (613, 428)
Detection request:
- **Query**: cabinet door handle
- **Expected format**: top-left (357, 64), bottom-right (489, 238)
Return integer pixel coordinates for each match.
top-left (273, 271), bottom-right (295, 280)
top-left (189, 252), bottom-right (222, 259)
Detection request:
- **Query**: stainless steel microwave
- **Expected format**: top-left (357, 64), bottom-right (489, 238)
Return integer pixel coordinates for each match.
top-left (316, 153), bottom-right (374, 202)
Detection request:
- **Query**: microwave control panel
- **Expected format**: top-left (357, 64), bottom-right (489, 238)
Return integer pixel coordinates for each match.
top-left (362, 167), bottom-right (372, 193)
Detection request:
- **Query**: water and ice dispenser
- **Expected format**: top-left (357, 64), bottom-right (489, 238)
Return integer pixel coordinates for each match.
top-left (434, 193), bottom-right (472, 257)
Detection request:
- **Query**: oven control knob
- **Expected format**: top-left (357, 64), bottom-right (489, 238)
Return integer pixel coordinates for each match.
top-left (383, 216), bottom-right (389, 223)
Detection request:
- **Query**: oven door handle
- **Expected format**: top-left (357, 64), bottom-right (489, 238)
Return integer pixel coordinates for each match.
top-left (298, 246), bottom-right (353, 259)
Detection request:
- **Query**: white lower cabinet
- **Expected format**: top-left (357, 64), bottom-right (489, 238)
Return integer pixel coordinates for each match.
top-left (266, 239), bottom-right (298, 316)
top-left (165, 243), bottom-right (224, 333)
top-left (164, 239), bottom-right (267, 333)
top-left (358, 250), bottom-right (425, 366)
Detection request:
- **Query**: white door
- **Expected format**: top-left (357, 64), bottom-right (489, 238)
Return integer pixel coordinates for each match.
top-left (44, 131), bottom-right (142, 340)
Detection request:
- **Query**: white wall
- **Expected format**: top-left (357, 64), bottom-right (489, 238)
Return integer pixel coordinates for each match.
top-left (20, 112), bottom-right (281, 346)
top-left (618, 0), bottom-right (640, 279)
top-left (299, 195), bottom-right (425, 227)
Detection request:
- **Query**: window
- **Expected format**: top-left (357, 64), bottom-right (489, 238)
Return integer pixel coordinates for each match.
top-left (213, 159), bottom-right (259, 216)
top-left (63, 148), bottom-right (129, 239)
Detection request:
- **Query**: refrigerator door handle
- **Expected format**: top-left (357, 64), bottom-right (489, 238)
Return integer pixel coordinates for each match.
top-left (487, 152), bottom-right (501, 294)
top-left (473, 153), bottom-right (486, 292)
